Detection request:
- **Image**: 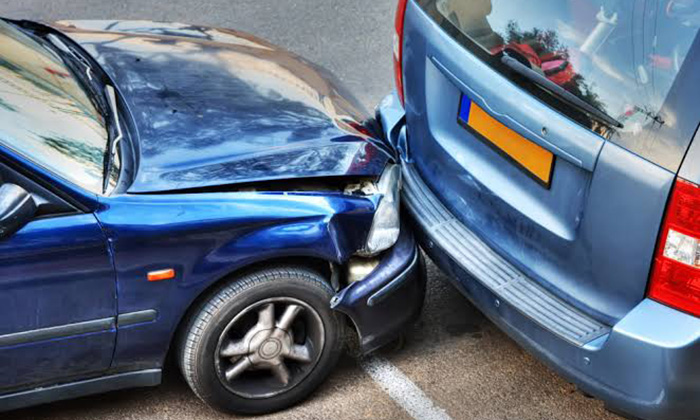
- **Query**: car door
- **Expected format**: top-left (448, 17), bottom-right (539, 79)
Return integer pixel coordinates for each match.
top-left (0, 164), bottom-right (117, 392)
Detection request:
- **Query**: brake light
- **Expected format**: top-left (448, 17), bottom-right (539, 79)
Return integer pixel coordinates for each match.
top-left (394, 0), bottom-right (409, 106)
top-left (648, 178), bottom-right (700, 316)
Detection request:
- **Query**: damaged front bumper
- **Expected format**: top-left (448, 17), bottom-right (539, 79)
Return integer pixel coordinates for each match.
top-left (331, 223), bottom-right (426, 354)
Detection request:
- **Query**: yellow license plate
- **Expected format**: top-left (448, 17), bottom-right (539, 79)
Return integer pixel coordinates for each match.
top-left (458, 94), bottom-right (554, 187)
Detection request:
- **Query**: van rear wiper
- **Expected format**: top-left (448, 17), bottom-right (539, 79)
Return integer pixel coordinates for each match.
top-left (500, 54), bottom-right (623, 129)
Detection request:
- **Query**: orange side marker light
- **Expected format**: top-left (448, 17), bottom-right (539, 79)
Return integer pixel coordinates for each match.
top-left (147, 268), bottom-right (176, 282)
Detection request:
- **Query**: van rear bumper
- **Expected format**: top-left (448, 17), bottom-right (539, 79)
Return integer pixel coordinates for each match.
top-left (401, 156), bottom-right (700, 420)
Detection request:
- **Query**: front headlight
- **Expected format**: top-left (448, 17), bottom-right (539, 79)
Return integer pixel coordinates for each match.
top-left (362, 164), bottom-right (401, 255)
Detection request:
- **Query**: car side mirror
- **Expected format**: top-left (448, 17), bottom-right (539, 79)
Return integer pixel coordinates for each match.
top-left (0, 184), bottom-right (37, 239)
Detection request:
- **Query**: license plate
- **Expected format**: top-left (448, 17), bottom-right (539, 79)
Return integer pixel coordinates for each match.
top-left (458, 94), bottom-right (554, 188)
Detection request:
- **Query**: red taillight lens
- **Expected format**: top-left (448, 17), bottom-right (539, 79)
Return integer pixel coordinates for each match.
top-left (394, 0), bottom-right (409, 106)
top-left (648, 178), bottom-right (700, 316)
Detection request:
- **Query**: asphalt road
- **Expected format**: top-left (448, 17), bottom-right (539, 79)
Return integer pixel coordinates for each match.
top-left (1, 2), bottom-right (624, 420)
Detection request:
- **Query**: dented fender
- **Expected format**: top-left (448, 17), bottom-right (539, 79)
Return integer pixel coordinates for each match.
top-left (331, 223), bottom-right (427, 353)
top-left (95, 190), bottom-right (378, 368)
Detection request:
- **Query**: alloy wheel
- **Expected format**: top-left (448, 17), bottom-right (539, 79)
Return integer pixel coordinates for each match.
top-left (214, 297), bottom-right (325, 399)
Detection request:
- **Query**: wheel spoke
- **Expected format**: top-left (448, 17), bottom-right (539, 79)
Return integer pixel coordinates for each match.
top-left (276, 304), bottom-right (303, 331)
top-left (220, 340), bottom-right (248, 358)
top-left (271, 363), bottom-right (291, 386)
top-left (286, 343), bottom-right (313, 363)
top-left (225, 357), bottom-right (253, 381)
top-left (257, 303), bottom-right (275, 330)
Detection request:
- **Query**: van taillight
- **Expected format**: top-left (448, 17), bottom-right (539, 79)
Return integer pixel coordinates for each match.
top-left (648, 178), bottom-right (700, 317)
top-left (394, 0), bottom-right (408, 106)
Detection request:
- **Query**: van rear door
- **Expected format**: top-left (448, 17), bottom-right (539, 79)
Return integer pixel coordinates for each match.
top-left (401, 0), bottom-right (700, 324)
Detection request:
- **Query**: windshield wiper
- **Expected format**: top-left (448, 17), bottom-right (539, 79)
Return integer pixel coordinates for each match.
top-left (46, 34), bottom-right (95, 82)
top-left (40, 32), bottom-right (122, 193)
top-left (43, 32), bottom-right (111, 122)
top-left (102, 85), bottom-right (123, 194)
top-left (500, 54), bottom-right (623, 129)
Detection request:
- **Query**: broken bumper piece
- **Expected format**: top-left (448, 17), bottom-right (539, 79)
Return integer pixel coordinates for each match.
top-left (331, 223), bottom-right (426, 353)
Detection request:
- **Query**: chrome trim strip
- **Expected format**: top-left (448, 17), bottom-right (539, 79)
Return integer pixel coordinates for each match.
top-left (0, 318), bottom-right (115, 347)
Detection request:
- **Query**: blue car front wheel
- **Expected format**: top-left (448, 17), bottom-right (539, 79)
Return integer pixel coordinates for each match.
top-left (179, 266), bottom-right (344, 414)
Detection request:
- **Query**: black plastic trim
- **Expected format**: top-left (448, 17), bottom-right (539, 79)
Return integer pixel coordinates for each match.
top-left (367, 248), bottom-right (419, 307)
top-left (0, 369), bottom-right (161, 412)
top-left (0, 318), bottom-right (114, 347)
top-left (117, 310), bottom-right (158, 327)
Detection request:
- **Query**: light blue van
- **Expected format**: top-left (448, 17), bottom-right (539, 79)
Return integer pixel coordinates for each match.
top-left (379, 1), bottom-right (700, 419)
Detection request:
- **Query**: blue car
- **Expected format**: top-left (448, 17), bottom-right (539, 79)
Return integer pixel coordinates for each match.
top-left (380, 0), bottom-right (700, 419)
top-left (0, 18), bottom-right (426, 414)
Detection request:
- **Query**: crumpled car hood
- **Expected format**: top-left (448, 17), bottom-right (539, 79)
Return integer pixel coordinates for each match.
top-left (52, 20), bottom-right (389, 193)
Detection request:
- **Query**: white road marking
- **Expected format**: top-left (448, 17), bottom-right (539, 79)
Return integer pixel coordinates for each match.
top-left (360, 355), bottom-right (453, 420)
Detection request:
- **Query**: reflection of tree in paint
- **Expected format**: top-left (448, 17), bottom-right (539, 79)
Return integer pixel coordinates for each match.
top-left (39, 134), bottom-right (103, 174)
top-left (160, 143), bottom-right (355, 183)
top-left (504, 21), bottom-right (565, 56)
top-left (0, 20), bottom-right (109, 192)
top-left (84, 38), bottom-right (338, 158)
top-left (500, 21), bottom-right (606, 114)
top-left (0, 57), bottom-right (66, 98)
top-left (0, 56), bottom-right (102, 125)
top-left (0, 97), bottom-right (16, 113)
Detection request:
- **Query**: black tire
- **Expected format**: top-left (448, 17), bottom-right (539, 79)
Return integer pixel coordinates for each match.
top-left (179, 266), bottom-right (344, 415)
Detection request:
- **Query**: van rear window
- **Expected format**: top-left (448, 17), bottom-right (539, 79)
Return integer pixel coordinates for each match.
top-left (422, 0), bottom-right (700, 139)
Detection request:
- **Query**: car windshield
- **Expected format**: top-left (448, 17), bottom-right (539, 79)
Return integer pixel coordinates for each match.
top-left (0, 20), bottom-right (107, 193)
top-left (433, 0), bottom-right (700, 136)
